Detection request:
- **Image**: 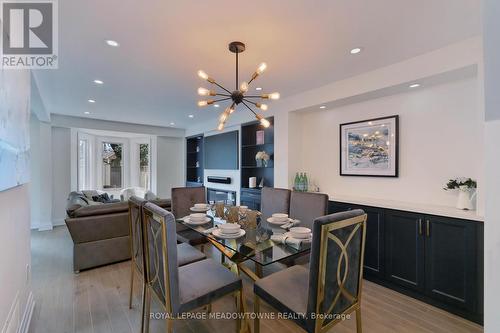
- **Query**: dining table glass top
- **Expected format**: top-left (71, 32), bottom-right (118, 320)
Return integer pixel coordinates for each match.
top-left (176, 210), bottom-right (311, 266)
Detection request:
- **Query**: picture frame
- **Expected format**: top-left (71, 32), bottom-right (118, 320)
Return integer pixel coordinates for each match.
top-left (339, 115), bottom-right (399, 177)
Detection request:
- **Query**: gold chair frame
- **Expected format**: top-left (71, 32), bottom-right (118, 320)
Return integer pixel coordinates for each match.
top-left (254, 213), bottom-right (367, 333)
top-left (143, 208), bottom-right (246, 333)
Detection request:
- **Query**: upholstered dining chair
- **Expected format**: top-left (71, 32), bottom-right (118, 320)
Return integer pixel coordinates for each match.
top-left (260, 187), bottom-right (291, 222)
top-left (127, 196), bottom-right (206, 332)
top-left (254, 209), bottom-right (367, 333)
top-left (142, 203), bottom-right (244, 333)
top-left (289, 191), bottom-right (329, 229)
top-left (171, 186), bottom-right (209, 249)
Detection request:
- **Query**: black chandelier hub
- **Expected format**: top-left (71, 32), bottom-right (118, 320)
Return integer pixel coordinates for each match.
top-left (228, 41), bottom-right (246, 54)
top-left (231, 90), bottom-right (244, 104)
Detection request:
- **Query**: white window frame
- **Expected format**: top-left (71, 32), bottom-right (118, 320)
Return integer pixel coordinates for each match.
top-left (96, 136), bottom-right (130, 191)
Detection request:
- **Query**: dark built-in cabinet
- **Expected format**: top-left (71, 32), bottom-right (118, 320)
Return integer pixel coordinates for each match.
top-left (186, 135), bottom-right (204, 187)
top-left (329, 201), bottom-right (483, 324)
top-left (239, 117), bottom-right (274, 210)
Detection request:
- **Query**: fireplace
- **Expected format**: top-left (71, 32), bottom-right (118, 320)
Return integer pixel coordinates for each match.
top-left (207, 188), bottom-right (237, 206)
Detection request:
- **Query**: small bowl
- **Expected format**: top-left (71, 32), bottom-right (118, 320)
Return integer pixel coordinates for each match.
top-left (289, 227), bottom-right (312, 239)
top-left (189, 213), bottom-right (206, 221)
top-left (194, 203), bottom-right (208, 209)
top-left (272, 213), bottom-right (289, 222)
top-left (218, 223), bottom-right (241, 234)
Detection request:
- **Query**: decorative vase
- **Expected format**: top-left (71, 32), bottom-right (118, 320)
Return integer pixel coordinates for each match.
top-left (262, 159), bottom-right (268, 167)
top-left (456, 186), bottom-right (476, 210)
top-left (256, 159), bottom-right (262, 167)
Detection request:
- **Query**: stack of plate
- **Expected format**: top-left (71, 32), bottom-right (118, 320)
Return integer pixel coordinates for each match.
top-left (190, 203), bottom-right (210, 212)
top-left (184, 213), bottom-right (210, 225)
top-left (267, 213), bottom-right (291, 225)
top-left (212, 223), bottom-right (246, 239)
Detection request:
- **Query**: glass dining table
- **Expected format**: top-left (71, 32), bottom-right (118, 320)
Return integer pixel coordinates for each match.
top-left (176, 211), bottom-right (311, 281)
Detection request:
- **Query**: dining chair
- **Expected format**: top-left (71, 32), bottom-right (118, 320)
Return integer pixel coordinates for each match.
top-left (127, 196), bottom-right (206, 332)
top-left (260, 187), bottom-right (291, 222)
top-left (254, 209), bottom-right (367, 333)
top-left (171, 186), bottom-right (209, 249)
top-left (289, 191), bottom-right (329, 229)
top-left (142, 202), bottom-right (244, 333)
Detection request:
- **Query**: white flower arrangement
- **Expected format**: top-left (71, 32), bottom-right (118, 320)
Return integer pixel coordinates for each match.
top-left (255, 151), bottom-right (270, 161)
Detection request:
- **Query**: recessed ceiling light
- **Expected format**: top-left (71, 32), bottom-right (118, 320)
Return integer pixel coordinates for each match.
top-left (319, 106), bottom-right (326, 109)
top-left (106, 40), bottom-right (119, 47)
top-left (255, 87), bottom-right (262, 91)
top-left (170, 122), bottom-right (175, 126)
top-left (350, 47), bottom-right (362, 54)
top-left (88, 99), bottom-right (96, 103)
top-left (84, 111), bottom-right (90, 115)
top-left (93, 79), bottom-right (104, 85)
top-left (188, 114), bottom-right (194, 118)
top-left (213, 104), bottom-right (220, 108)
top-left (409, 83), bottom-right (421, 88)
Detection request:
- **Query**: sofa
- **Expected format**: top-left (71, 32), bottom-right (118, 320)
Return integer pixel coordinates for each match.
top-left (65, 191), bottom-right (171, 272)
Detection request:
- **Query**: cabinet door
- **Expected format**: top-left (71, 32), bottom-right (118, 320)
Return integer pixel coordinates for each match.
top-left (362, 207), bottom-right (385, 279)
top-left (424, 216), bottom-right (477, 311)
top-left (385, 211), bottom-right (425, 292)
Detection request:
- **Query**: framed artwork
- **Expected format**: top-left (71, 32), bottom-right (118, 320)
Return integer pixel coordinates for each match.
top-left (256, 130), bottom-right (265, 145)
top-left (339, 115), bottom-right (399, 177)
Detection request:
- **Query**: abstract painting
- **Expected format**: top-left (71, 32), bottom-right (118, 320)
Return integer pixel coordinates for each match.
top-left (340, 115), bottom-right (399, 177)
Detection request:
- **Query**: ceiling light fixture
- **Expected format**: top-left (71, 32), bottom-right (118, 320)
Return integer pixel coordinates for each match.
top-left (255, 87), bottom-right (262, 91)
top-left (213, 104), bottom-right (220, 108)
top-left (88, 99), bottom-right (96, 103)
top-left (188, 114), bottom-right (194, 118)
top-left (319, 106), bottom-right (326, 109)
top-left (409, 83), bottom-right (421, 88)
top-left (350, 47), bottom-right (362, 54)
top-left (93, 79), bottom-right (104, 85)
top-left (170, 122), bottom-right (175, 126)
top-left (197, 41), bottom-right (279, 130)
top-left (106, 40), bottom-right (119, 47)
top-left (84, 111), bottom-right (90, 115)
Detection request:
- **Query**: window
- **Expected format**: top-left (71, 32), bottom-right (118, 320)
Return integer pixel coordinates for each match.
top-left (139, 143), bottom-right (150, 190)
top-left (102, 142), bottom-right (123, 189)
top-left (78, 138), bottom-right (90, 190)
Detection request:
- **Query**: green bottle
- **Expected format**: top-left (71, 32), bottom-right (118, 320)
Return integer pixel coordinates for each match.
top-left (299, 173), bottom-right (304, 192)
top-left (303, 173), bottom-right (309, 192)
top-left (294, 173), bottom-right (300, 191)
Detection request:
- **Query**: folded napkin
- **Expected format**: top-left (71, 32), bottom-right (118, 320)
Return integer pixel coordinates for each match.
top-left (270, 234), bottom-right (304, 250)
top-left (280, 219), bottom-right (300, 230)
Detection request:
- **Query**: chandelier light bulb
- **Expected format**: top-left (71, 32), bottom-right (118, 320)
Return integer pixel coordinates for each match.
top-left (219, 110), bottom-right (229, 123)
top-left (256, 114), bottom-right (270, 128)
top-left (217, 122), bottom-right (225, 131)
top-left (198, 100), bottom-right (208, 107)
top-left (268, 92), bottom-right (280, 100)
top-left (197, 70), bottom-right (209, 80)
top-left (256, 62), bottom-right (267, 75)
top-left (198, 87), bottom-right (210, 96)
top-left (240, 81), bottom-right (249, 93)
top-left (226, 106), bottom-right (235, 114)
top-left (256, 103), bottom-right (268, 111)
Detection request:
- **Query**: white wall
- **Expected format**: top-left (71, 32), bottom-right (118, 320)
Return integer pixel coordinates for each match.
top-left (0, 70), bottom-right (33, 333)
top-left (483, 0), bottom-right (500, 331)
top-left (293, 76), bottom-right (483, 210)
top-left (157, 136), bottom-right (184, 198)
top-left (51, 127), bottom-right (71, 225)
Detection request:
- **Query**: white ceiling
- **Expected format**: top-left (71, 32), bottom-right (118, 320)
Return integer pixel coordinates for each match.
top-left (33, 0), bottom-right (481, 129)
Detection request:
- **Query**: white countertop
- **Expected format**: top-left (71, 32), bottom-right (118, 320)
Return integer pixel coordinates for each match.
top-left (331, 195), bottom-right (484, 222)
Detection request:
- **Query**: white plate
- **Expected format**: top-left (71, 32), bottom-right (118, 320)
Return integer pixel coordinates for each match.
top-left (289, 227), bottom-right (312, 239)
top-left (182, 216), bottom-right (212, 225)
top-left (283, 231), bottom-right (312, 243)
top-left (190, 207), bottom-right (210, 212)
top-left (267, 217), bottom-right (293, 225)
top-left (212, 229), bottom-right (246, 239)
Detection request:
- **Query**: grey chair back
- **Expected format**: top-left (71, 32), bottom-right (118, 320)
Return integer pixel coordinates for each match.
top-left (171, 186), bottom-right (206, 219)
top-left (260, 187), bottom-right (291, 222)
top-left (128, 196), bottom-right (146, 276)
top-left (289, 191), bottom-right (329, 229)
top-left (143, 202), bottom-right (180, 314)
top-left (306, 209), bottom-right (367, 332)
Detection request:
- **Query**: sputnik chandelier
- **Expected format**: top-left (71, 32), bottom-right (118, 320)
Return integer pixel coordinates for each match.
top-left (197, 41), bottom-right (280, 130)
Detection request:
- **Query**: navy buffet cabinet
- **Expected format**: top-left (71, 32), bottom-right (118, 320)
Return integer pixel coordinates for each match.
top-left (329, 201), bottom-right (483, 324)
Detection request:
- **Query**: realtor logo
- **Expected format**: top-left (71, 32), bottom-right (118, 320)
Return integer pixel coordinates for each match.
top-left (1, 0), bottom-right (58, 69)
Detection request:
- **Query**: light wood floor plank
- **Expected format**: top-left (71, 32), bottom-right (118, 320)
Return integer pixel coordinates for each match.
top-left (29, 226), bottom-right (483, 333)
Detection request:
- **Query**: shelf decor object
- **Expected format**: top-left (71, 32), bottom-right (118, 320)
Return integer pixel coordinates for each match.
top-left (196, 41), bottom-right (280, 130)
top-left (444, 177), bottom-right (477, 210)
top-left (340, 115), bottom-right (399, 177)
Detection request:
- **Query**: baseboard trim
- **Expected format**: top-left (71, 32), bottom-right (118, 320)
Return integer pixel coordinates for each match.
top-left (37, 224), bottom-right (53, 231)
top-left (19, 292), bottom-right (35, 333)
top-left (52, 218), bottom-right (65, 226)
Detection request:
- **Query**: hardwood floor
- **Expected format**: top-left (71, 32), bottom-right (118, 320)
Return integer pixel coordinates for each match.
top-left (29, 226), bottom-right (483, 333)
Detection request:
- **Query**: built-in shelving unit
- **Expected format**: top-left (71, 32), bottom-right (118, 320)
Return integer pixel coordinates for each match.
top-left (240, 117), bottom-right (274, 209)
top-left (186, 134), bottom-right (204, 187)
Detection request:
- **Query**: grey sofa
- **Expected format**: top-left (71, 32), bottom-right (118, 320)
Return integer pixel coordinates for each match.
top-left (65, 191), bottom-right (171, 272)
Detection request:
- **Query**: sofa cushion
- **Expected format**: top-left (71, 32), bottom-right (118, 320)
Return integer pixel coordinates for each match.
top-left (65, 211), bottom-right (129, 243)
top-left (71, 201), bottom-right (129, 218)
